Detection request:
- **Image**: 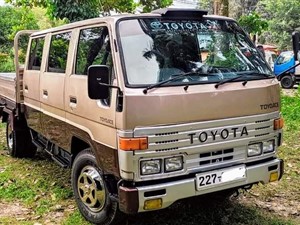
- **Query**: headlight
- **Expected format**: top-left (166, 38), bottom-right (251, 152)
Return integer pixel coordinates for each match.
top-left (248, 143), bottom-right (262, 157)
top-left (165, 156), bottom-right (183, 172)
top-left (141, 159), bottom-right (161, 175)
top-left (263, 140), bottom-right (275, 153)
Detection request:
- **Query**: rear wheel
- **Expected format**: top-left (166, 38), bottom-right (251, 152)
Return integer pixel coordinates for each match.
top-left (281, 74), bottom-right (295, 89)
top-left (6, 116), bottom-right (36, 158)
top-left (72, 149), bottom-right (124, 225)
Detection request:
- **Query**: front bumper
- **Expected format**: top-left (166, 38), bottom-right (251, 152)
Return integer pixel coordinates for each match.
top-left (119, 158), bottom-right (283, 214)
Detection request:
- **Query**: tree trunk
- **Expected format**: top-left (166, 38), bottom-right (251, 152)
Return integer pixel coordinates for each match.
top-left (213, 0), bottom-right (229, 16)
top-left (221, 0), bottom-right (229, 17)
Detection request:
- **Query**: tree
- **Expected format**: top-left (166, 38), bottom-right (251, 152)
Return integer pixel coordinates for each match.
top-left (258, 0), bottom-right (300, 49)
top-left (211, 0), bottom-right (229, 16)
top-left (0, 6), bottom-right (38, 51)
top-left (0, 6), bottom-right (39, 71)
top-left (199, 0), bottom-right (213, 14)
top-left (238, 12), bottom-right (268, 42)
top-left (6, 0), bottom-right (173, 22)
top-left (229, 0), bottom-right (259, 19)
top-left (140, 0), bottom-right (173, 12)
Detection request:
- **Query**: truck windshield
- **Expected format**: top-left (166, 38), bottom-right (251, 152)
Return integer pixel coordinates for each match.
top-left (118, 18), bottom-right (273, 86)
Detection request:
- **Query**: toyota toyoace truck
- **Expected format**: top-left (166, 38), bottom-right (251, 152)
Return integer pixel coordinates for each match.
top-left (0, 8), bottom-right (284, 225)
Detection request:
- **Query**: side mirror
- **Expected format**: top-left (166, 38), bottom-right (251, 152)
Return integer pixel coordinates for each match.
top-left (88, 65), bottom-right (109, 100)
top-left (292, 31), bottom-right (300, 60)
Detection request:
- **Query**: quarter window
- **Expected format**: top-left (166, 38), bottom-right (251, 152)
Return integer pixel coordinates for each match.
top-left (48, 32), bottom-right (71, 73)
top-left (28, 37), bottom-right (45, 71)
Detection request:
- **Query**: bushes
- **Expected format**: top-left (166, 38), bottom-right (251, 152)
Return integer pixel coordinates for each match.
top-left (0, 52), bottom-right (15, 72)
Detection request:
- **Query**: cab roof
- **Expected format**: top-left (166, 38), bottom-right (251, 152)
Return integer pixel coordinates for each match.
top-left (32, 8), bottom-right (236, 37)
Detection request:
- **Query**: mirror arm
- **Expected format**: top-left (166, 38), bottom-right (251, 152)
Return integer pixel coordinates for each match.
top-left (98, 82), bottom-right (123, 96)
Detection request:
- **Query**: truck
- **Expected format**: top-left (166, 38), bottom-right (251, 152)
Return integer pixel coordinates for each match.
top-left (274, 31), bottom-right (300, 89)
top-left (0, 8), bottom-right (284, 225)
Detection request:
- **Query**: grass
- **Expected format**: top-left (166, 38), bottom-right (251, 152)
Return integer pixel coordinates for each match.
top-left (0, 91), bottom-right (299, 225)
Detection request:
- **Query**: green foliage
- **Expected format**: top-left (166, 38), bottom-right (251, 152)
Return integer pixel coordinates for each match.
top-left (258, 0), bottom-right (300, 50)
top-left (238, 12), bottom-right (268, 36)
top-left (140, 0), bottom-right (173, 12)
top-left (281, 93), bottom-right (300, 132)
top-left (5, 0), bottom-right (48, 8)
top-left (63, 210), bottom-right (91, 225)
top-left (0, 167), bottom-right (36, 203)
top-left (207, 48), bottom-right (245, 70)
top-left (0, 51), bottom-right (15, 72)
top-left (32, 7), bottom-right (66, 30)
top-left (198, 0), bottom-right (213, 14)
top-left (6, 0), bottom-right (173, 22)
top-left (0, 6), bottom-right (39, 71)
top-left (0, 6), bottom-right (38, 51)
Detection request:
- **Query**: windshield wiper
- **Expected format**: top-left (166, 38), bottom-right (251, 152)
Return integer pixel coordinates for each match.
top-left (215, 75), bottom-right (246, 88)
top-left (215, 72), bottom-right (274, 89)
top-left (143, 71), bottom-right (213, 94)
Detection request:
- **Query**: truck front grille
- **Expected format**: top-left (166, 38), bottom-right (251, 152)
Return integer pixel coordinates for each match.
top-left (134, 112), bottom-right (279, 177)
top-left (199, 148), bottom-right (234, 165)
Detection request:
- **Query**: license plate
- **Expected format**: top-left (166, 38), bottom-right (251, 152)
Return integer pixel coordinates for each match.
top-left (195, 166), bottom-right (246, 190)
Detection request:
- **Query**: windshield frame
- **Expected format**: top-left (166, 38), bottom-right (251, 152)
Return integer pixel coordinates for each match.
top-left (116, 16), bottom-right (273, 88)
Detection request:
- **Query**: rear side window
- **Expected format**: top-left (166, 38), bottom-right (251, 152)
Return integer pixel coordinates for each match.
top-left (28, 37), bottom-right (45, 70)
top-left (48, 32), bottom-right (71, 73)
top-left (76, 27), bottom-right (112, 75)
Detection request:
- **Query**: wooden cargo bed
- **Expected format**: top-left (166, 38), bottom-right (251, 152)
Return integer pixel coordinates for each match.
top-left (0, 73), bottom-right (17, 109)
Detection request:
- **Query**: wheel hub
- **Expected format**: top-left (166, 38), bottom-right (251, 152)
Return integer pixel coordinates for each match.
top-left (7, 124), bottom-right (13, 150)
top-left (77, 165), bottom-right (106, 212)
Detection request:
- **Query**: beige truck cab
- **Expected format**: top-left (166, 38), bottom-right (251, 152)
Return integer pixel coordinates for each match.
top-left (0, 8), bottom-right (284, 225)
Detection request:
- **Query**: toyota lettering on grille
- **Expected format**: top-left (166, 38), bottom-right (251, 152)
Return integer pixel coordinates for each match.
top-left (188, 127), bottom-right (248, 144)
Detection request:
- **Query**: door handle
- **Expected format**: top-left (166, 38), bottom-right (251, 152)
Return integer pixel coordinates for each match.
top-left (69, 96), bottom-right (77, 108)
top-left (24, 85), bottom-right (28, 90)
top-left (43, 90), bottom-right (48, 99)
top-left (70, 97), bottom-right (77, 104)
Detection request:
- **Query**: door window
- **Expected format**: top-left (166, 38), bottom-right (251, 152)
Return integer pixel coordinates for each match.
top-left (28, 37), bottom-right (45, 71)
top-left (76, 27), bottom-right (112, 75)
top-left (76, 27), bottom-right (114, 106)
top-left (48, 32), bottom-right (71, 73)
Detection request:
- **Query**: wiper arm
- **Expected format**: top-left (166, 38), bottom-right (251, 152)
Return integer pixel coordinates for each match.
top-left (215, 75), bottom-right (245, 88)
top-left (143, 71), bottom-right (211, 94)
top-left (215, 72), bottom-right (274, 89)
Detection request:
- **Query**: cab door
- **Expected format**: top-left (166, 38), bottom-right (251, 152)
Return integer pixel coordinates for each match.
top-left (23, 36), bottom-right (45, 133)
top-left (65, 24), bottom-right (118, 148)
top-left (40, 31), bottom-right (72, 149)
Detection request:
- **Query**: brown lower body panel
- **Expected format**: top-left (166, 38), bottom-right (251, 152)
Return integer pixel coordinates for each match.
top-left (24, 104), bottom-right (120, 177)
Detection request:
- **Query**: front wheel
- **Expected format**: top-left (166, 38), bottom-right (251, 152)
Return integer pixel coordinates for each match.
top-left (280, 74), bottom-right (295, 89)
top-left (71, 149), bottom-right (124, 225)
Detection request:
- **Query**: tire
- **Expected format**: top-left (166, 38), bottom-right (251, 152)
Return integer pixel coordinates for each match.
top-left (6, 118), bottom-right (36, 158)
top-left (71, 149), bottom-right (124, 225)
top-left (281, 75), bottom-right (295, 89)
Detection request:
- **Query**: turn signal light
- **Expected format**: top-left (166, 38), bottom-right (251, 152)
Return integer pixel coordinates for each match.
top-left (119, 137), bottom-right (148, 151)
top-left (274, 118), bottom-right (284, 130)
top-left (269, 171), bottom-right (279, 182)
top-left (144, 198), bottom-right (162, 210)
